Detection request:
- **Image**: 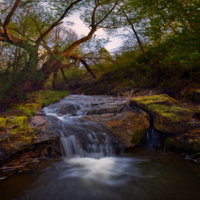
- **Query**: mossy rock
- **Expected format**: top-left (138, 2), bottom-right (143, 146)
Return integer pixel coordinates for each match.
top-left (0, 126), bottom-right (36, 159)
top-left (7, 116), bottom-right (28, 128)
top-left (24, 103), bottom-right (41, 110)
top-left (0, 116), bottom-right (28, 128)
top-left (13, 103), bottom-right (41, 117)
top-left (131, 94), bottom-right (194, 134)
top-left (131, 129), bottom-right (149, 145)
top-left (0, 116), bottom-right (31, 159)
top-left (0, 117), bottom-right (8, 127)
top-left (165, 137), bottom-right (200, 152)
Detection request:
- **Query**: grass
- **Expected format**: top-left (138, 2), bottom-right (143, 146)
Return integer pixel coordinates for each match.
top-left (5, 90), bottom-right (69, 117)
top-left (32, 90), bottom-right (69, 107)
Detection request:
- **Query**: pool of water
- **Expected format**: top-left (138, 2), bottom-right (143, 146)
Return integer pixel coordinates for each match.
top-left (0, 147), bottom-right (200, 200)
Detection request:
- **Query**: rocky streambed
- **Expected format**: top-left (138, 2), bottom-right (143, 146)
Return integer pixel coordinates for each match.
top-left (0, 94), bottom-right (200, 181)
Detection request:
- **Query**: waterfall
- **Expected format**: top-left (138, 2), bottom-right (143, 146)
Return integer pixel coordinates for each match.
top-left (60, 133), bottom-right (113, 159)
top-left (141, 128), bottom-right (164, 149)
top-left (43, 95), bottom-right (125, 159)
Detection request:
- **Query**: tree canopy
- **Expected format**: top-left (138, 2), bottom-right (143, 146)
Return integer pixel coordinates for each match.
top-left (0, 0), bottom-right (200, 106)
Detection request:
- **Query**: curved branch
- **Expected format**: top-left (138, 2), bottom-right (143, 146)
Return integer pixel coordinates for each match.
top-left (62, 27), bottom-right (97, 56)
top-left (4, 0), bottom-right (20, 42)
top-left (79, 58), bottom-right (97, 79)
top-left (36, 0), bottom-right (82, 47)
top-left (92, 3), bottom-right (101, 27)
top-left (62, 1), bottom-right (118, 57)
top-left (60, 68), bottom-right (72, 86)
top-left (68, 54), bottom-right (96, 79)
top-left (97, 0), bottom-right (118, 25)
top-left (59, 61), bottom-right (77, 69)
top-left (10, 28), bottom-right (36, 43)
top-left (121, 7), bottom-right (149, 61)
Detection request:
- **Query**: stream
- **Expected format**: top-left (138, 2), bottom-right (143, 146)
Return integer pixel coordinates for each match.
top-left (0, 95), bottom-right (200, 200)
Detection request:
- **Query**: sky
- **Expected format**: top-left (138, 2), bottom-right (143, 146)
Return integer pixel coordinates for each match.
top-left (67, 11), bottom-right (123, 52)
top-left (0, 0), bottom-right (123, 52)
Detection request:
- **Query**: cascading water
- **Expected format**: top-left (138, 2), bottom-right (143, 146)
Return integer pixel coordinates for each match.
top-left (42, 95), bottom-right (143, 187)
top-left (1, 95), bottom-right (200, 200)
top-left (43, 95), bottom-right (126, 159)
top-left (140, 126), bottom-right (167, 149)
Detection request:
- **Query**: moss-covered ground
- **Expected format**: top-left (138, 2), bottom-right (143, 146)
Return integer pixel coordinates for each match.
top-left (0, 90), bottom-right (69, 159)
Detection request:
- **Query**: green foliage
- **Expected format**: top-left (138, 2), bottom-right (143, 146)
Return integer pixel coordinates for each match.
top-left (0, 117), bottom-right (8, 127)
top-left (33, 90), bottom-right (69, 107)
top-left (13, 104), bottom-right (38, 117)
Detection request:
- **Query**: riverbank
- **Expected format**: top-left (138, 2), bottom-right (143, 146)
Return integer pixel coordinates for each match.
top-left (0, 93), bottom-right (200, 181)
top-left (0, 90), bottom-right (69, 179)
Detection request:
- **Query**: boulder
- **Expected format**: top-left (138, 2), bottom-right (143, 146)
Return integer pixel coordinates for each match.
top-left (84, 111), bottom-right (150, 148)
top-left (131, 94), bottom-right (194, 134)
top-left (0, 115), bottom-right (52, 160)
top-left (165, 129), bottom-right (200, 152)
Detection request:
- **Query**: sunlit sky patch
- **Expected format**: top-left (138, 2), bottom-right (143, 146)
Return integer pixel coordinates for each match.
top-left (67, 11), bottom-right (122, 52)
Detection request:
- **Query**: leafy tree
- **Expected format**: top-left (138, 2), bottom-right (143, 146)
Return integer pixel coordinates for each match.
top-left (0, 0), bottom-right (119, 94)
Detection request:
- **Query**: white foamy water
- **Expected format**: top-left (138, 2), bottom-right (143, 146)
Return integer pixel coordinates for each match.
top-left (43, 95), bottom-right (125, 159)
top-left (60, 157), bottom-right (147, 186)
top-left (43, 95), bottom-right (136, 186)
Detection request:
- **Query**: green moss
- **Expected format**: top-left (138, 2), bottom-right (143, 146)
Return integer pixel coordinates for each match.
top-left (165, 137), bottom-right (200, 152)
top-left (0, 117), bottom-right (8, 127)
top-left (131, 129), bottom-right (148, 145)
top-left (164, 137), bottom-right (173, 149)
top-left (131, 94), bottom-right (194, 134)
top-left (115, 80), bottom-right (131, 89)
top-left (132, 94), bottom-right (182, 107)
top-left (8, 116), bottom-right (28, 128)
top-left (33, 90), bottom-right (69, 107)
top-left (0, 126), bottom-right (36, 158)
top-left (8, 90), bottom-right (69, 117)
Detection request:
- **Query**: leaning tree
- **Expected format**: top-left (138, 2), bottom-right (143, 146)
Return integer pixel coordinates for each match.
top-left (0, 0), bottom-right (119, 92)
